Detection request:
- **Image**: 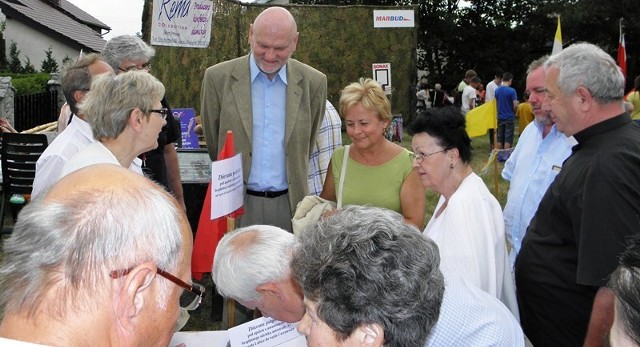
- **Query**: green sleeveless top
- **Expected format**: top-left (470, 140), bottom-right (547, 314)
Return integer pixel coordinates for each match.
top-left (331, 146), bottom-right (413, 213)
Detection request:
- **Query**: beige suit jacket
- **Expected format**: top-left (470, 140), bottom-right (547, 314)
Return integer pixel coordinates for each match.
top-left (200, 54), bottom-right (327, 212)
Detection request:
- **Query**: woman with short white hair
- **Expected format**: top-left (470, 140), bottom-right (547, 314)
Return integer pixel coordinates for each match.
top-left (60, 71), bottom-right (167, 178)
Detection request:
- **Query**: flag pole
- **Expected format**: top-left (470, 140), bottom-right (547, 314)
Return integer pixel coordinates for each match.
top-left (493, 127), bottom-right (499, 195)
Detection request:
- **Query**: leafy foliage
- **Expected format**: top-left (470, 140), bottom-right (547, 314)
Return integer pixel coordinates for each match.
top-left (144, 0), bottom-right (640, 118)
top-left (40, 47), bottom-right (59, 73)
top-left (23, 57), bottom-right (36, 74)
top-left (62, 55), bottom-right (73, 67)
top-left (9, 73), bottom-right (50, 96)
top-left (7, 41), bottom-right (22, 73)
top-left (143, 0), bottom-right (417, 120)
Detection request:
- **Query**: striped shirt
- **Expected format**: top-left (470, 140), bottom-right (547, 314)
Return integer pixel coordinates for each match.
top-left (307, 100), bottom-right (342, 195)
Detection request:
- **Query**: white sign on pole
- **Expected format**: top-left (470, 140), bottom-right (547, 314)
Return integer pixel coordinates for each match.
top-left (373, 10), bottom-right (415, 28)
top-left (151, 0), bottom-right (213, 48)
top-left (210, 153), bottom-right (244, 220)
top-left (372, 63), bottom-right (392, 95)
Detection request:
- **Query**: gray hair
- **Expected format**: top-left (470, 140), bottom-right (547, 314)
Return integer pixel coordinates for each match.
top-left (291, 205), bottom-right (444, 347)
top-left (102, 35), bottom-right (155, 71)
top-left (527, 55), bottom-right (549, 74)
top-left (80, 71), bottom-right (165, 140)
top-left (545, 42), bottom-right (625, 104)
top-left (610, 239), bottom-right (640, 345)
top-left (0, 182), bottom-right (183, 318)
top-left (61, 53), bottom-right (102, 115)
top-left (212, 225), bottom-right (295, 302)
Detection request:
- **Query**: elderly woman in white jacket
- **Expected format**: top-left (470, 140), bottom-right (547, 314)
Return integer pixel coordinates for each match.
top-left (409, 106), bottom-right (519, 320)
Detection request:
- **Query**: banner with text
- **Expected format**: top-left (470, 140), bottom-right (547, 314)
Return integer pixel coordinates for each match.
top-left (151, 0), bottom-right (213, 48)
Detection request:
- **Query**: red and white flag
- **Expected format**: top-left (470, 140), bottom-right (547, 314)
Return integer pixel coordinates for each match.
top-left (617, 20), bottom-right (627, 78)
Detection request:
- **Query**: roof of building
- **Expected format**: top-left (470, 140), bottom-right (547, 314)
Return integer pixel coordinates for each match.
top-left (0, 0), bottom-right (110, 52)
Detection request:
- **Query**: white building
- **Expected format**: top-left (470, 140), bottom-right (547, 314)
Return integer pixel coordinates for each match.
top-left (0, 0), bottom-right (109, 69)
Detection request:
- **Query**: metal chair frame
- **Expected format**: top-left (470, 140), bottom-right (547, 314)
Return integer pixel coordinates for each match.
top-left (0, 133), bottom-right (48, 236)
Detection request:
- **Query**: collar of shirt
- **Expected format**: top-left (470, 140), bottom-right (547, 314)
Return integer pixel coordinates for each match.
top-left (249, 53), bottom-right (288, 84)
top-left (573, 113), bottom-right (630, 147)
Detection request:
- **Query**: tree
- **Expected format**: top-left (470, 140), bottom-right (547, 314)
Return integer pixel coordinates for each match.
top-left (40, 47), bottom-right (59, 73)
top-left (7, 41), bottom-right (22, 73)
top-left (62, 55), bottom-right (73, 67)
top-left (23, 57), bottom-right (36, 74)
top-left (0, 20), bottom-right (6, 71)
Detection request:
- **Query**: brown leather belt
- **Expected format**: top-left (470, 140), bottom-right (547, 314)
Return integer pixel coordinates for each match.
top-left (246, 189), bottom-right (288, 198)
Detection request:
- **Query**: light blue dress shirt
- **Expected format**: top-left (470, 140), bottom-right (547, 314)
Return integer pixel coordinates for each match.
top-left (426, 274), bottom-right (524, 346)
top-left (247, 54), bottom-right (288, 192)
top-left (502, 120), bottom-right (576, 268)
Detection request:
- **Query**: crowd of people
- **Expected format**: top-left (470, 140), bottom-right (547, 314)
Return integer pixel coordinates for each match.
top-left (1, 6), bottom-right (640, 347)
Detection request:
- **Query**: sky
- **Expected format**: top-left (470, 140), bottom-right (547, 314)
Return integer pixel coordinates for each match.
top-left (67, 0), bottom-right (145, 40)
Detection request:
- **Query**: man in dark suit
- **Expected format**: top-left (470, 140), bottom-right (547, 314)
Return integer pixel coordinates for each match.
top-left (201, 7), bottom-right (327, 232)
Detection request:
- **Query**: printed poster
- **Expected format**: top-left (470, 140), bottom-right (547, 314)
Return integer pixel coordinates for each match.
top-left (151, 0), bottom-right (213, 48)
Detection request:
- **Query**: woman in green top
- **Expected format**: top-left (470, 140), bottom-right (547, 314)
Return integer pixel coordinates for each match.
top-left (320, 78), bottom-right (426, 229)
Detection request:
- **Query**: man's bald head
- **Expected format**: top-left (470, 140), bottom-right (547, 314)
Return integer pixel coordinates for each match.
top-left (248, 7), bottom-right (299, 79)
top-left (252, 7), bottom-right (297, 37)
top-left (46, 164), bottom-right (155, 202)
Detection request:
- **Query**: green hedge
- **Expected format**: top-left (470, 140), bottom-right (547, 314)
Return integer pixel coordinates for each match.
top-left (143, 1), bottom-right (417, 122)
top-left (7, 73), bottom-right (50, 96)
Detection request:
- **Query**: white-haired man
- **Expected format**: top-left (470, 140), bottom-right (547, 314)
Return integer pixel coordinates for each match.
top-left (0, 164), bottom-right (202, 346)
top-left (213, 219), bottom-right (525, 346)
top-left (516, 43), bottom-right (640, 346)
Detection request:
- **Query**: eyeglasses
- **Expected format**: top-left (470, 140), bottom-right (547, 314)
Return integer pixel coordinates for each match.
top-left (410, 148), bottom-right (448, 164)
top-left (149, 108), bottom-right (170, 120)
top-left (110, 267), bottom-right (205, 311)
top-left (118, 62), bottom-right (152, 72)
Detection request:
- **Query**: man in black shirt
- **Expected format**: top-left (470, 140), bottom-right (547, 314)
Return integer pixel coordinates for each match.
top-left (515, 43), bottom-right (640, 346)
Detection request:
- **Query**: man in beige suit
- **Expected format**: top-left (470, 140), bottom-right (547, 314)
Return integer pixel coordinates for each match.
top-left (201, 6), bottom-right (326, 233)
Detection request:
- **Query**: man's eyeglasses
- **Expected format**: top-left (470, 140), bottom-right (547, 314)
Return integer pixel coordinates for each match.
top-left (118, 62), bottom-right (152, 73)
top-left (109, 267), bottom-right (205, 311)
top-left (410, 148), bottom-right (449, 164)
top-left (149, 108), bottom-right (170, 120)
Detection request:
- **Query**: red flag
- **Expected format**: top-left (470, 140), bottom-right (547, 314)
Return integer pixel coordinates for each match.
top-left (191, 131), bottom-right (244, 279)
top-left (618, 21), bottom-right (627, 78)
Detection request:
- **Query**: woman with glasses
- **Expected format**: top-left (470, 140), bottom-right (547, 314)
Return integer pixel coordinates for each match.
top-left (60, 71), bottom-right (167, 178)
top-left (319, 78), bottom-right (425, 229)
top-left (408, 106), bottom-right (518, 319)
top-left (102, 35), bottom-right (186, 211)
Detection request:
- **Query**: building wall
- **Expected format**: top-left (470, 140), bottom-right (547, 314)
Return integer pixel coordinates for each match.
top-left (3, 16), bottom-right (80, 70)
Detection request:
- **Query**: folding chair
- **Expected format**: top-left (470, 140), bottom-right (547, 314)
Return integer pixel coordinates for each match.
top-left (0, 133), bottom-right (48, 236)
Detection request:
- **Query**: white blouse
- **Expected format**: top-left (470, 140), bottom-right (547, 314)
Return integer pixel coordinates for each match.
top-left (424, 172), bottom-right (519, 320)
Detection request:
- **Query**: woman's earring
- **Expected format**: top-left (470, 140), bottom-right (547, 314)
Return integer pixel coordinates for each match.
top-left (450, 163), bottom-right (454, 169)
